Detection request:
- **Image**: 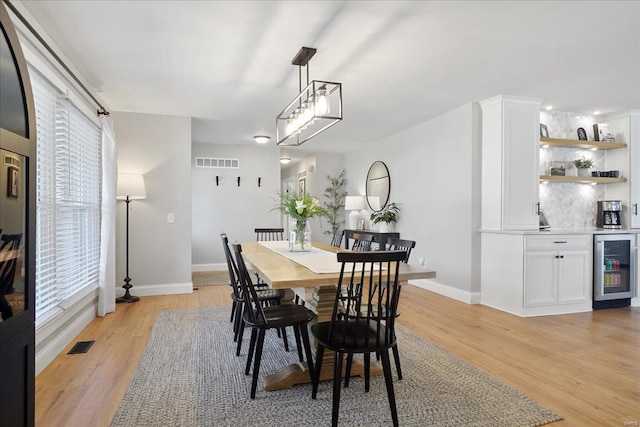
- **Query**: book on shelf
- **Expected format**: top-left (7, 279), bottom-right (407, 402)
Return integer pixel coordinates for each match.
top-left (593, 123), bottom-right (615, 142)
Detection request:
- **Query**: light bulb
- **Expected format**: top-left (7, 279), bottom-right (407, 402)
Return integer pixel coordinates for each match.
top-left (315, 87), bottom-right (329, 115)
top-left (301, 100), bottom-right (313, 127)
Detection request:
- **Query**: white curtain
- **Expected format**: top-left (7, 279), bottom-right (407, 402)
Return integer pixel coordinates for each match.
top-left (98, 115), bottom-right (118, 316)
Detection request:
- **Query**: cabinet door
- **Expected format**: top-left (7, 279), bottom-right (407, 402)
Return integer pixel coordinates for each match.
top-left (524, 251), bottom-right (557, 306)
top-left (502, 99), bottom-right (540, 230)
top-left (557, 251), bottom-right (591, 304)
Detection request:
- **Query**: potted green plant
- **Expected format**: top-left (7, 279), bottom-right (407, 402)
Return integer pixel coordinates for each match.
top-left (573, 156), bottom-right (594, 177)
top-left (322, 169), bottom-right (347, 236)
top-left (273, 191), bottom-right (329, 252)
top-left (370, 202), bottom-right (400, 233)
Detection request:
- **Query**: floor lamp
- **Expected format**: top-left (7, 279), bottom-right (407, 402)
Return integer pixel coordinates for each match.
top-left (116, 173), bottom-right (146, 303)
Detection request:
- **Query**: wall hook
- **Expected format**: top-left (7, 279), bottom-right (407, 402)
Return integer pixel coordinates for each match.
top-left (237, 176), bottom-right (241, 187)
top-left (216, 176), bottom-right (219, 186)
top-left (258, 177), bottom-right (261, 187)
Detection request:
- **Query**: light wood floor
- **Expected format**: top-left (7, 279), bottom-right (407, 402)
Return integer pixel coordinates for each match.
top-left (35, 284), bottom-right (640, 427)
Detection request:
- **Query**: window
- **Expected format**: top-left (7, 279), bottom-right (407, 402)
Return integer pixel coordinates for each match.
top-left (30, 68), bottom-right (102, 320)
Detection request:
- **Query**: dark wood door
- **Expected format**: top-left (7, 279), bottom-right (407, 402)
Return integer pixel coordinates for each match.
top-left (0, 3), bottom-right (37, 426)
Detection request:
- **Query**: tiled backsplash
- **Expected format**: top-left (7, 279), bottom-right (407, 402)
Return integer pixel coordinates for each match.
top-left (539, 111), bottom-right (605, 228)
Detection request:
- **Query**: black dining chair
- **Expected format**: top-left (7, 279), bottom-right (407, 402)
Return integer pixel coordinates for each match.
top-left (221, 233), bottom-right (290, 357)
top-left (0, 234), bottom-right (22, 321)
top-left (350, 232), bottom-right (375, 251)
top-left (380, 237), bottom-right (416, 380)
top-left (255, 228), bottom-right (285, 241)
top-left (311, 250), bottom-right (406, 427)
top-left (330, 229), bottom-right (344, 247)
top-left (231, 242), bottom-right (315, 399)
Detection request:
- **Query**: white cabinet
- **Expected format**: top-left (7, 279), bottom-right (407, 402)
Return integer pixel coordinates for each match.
top-left (524, 235), bottom-right (591, 307)
top-left (481, 232), bottom-right (593, 317)
top-left (480, 95), bottom-right (542, 231)
top-left (604, 110), bottom-right (640, 229)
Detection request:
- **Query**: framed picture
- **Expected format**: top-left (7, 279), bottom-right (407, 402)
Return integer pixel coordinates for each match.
top-left (356, 219), bottom-right (365, 230)
top-left (540, 123), bottom-right (549, 138)
top-left (298, 177), bottom-right (306, 194)
top-left (577, 127), bottom-right (588, 141)
top-left (7, 166), bottom-right (18, 198)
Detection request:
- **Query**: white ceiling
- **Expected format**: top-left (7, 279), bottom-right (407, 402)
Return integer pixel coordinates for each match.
top-left (18, 0), bottom-right (640, 162)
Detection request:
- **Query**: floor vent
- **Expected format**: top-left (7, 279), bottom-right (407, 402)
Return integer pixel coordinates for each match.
top-left (68, 340), bottom-right (95, 355)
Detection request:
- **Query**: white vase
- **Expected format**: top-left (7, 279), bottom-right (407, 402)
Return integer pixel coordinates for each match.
top-left (378, 222), bottom-right (389, 233)
top-left (577, 168), bottom-right (590, 177)
top-left (289, 218), bottom-right (312, 252)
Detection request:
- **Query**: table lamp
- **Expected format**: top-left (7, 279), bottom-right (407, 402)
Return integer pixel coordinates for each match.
top-left (116, 173), bottom-right (146, 303)
top-left (345, 195), bottom-right (364, 230)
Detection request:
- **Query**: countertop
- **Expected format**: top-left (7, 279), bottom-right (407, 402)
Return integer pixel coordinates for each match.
top-left (480, 228), bottom-right (640, 235)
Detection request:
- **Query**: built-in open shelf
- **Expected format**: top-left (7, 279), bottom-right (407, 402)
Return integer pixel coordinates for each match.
top-left (540, 137), bottom-right (627, 150)
top-left (539, 175), bottom-right (627, 184)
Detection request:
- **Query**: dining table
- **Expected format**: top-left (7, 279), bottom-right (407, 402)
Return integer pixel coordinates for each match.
top-left (240, 240), bottom-right (437, 391)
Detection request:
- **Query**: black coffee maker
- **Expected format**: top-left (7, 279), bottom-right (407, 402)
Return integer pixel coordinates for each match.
top-left (596, 200), bottom-right (622, 229)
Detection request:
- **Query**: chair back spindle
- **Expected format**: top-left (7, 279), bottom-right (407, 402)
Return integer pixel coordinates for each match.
top-left (231, 243), bottom-right (267, 326)
top-left (255, 228), bottom-right (284, 241)
top-left (350, 232), bottom-right (375, 252)
top-left (385, 237), bottom-right (416, 263)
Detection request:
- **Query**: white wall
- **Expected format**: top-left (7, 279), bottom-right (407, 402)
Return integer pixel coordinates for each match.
top-left (343, 103), bottom-right (482, 300)
top-left (112, 111), bottom-right (192, 295)
top-left (191, 142), bottom-right (281, 270)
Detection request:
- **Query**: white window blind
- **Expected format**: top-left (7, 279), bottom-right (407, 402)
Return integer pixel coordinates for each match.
top-left (30, 68), bottom-right (102, 319)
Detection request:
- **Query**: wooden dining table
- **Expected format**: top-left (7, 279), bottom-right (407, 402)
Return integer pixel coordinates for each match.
top-left (240, 240), bottom-right (437, 391)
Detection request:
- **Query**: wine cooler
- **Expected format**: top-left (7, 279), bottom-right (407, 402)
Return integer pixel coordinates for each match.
top-left (593, 234), bottom-right (636, 309)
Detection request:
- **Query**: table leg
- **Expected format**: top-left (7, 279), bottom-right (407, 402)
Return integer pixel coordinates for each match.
top-left (263, 285), bottom-right (382, 391)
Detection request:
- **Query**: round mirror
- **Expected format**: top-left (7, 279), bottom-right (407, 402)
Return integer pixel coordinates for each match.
top-left (366, 161), bottom-right (390, 211)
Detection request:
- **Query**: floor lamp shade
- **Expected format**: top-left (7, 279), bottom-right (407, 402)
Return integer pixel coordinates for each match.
top-left (117, 173), bottom-right (147, 200)
top-left (345, 196), bottom-right (364, 229)
top-left (116, 173), bottom-right (146, 303)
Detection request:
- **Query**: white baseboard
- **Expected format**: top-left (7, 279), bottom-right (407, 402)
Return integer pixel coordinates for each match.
top-left (408, 279), bottom-right (481, 304)
top-left (35, 301), bottom-right (96, 376)
top-left (116, 282), bottom-right (193, 297)
top-left (192, 263), bottom-right (226, 272)
top-left (632, 297), bottom-right (639, 307)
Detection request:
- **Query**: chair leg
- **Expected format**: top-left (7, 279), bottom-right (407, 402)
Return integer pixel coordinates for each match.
top-left (245, 328), bottom-right (257, 375)
top-left (364, 352), bottom-right (371, 392)
top-left (281, 327), bottom-right (289, 351)
top-left (236, 318), bottom-right (245, 356)
top-left (299, 325), bottom-right (315, 382)
top-left (332, 351), bottom-right (344, 427)
top-left (233, 304), bottom-right (243, 342)
top-left (312, 345), bottom-right (325, 399)
top-left (392, 344), bottom-right (402, 380)
top-left (344, 353), bottom-right (353, 388)
top-left (293, 325), bottom-right (303, 362)
top-left (230, 300), bottom-right (236, 323)
top-left (250, 329), bottom-right (266, 399)
top-left (380, 349), bottom-right (399, 427)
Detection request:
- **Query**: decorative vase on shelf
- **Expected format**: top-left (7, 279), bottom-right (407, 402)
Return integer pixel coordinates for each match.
top-left (289, 217), bottom-right (312, 252)
top-left (378, 222), bottom-right (389, 233)
top-left (577, 168), bottom-right (590, 177)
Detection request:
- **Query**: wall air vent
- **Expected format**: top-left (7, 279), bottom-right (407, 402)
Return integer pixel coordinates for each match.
top-left (195, 157), bottom-right (239, 169)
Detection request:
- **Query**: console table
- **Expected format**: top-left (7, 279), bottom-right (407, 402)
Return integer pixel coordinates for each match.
top-left (343, 229), bottom-right (400, 250)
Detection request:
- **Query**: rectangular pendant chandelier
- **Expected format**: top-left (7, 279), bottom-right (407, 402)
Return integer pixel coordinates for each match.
top-left (276, 47), bottom-right (342, 146)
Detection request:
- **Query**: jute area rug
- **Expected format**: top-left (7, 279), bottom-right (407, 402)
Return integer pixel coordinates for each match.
top-left (110, 307), bottom-right (562, 427)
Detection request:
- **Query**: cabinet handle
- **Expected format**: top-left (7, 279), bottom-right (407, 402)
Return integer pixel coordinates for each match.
top-left (553, 241), bottom-right (567, 244)
top-left (634, 203), bottom-right (638, 216)
top-left (536, 202), bottom-right (541, 215)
